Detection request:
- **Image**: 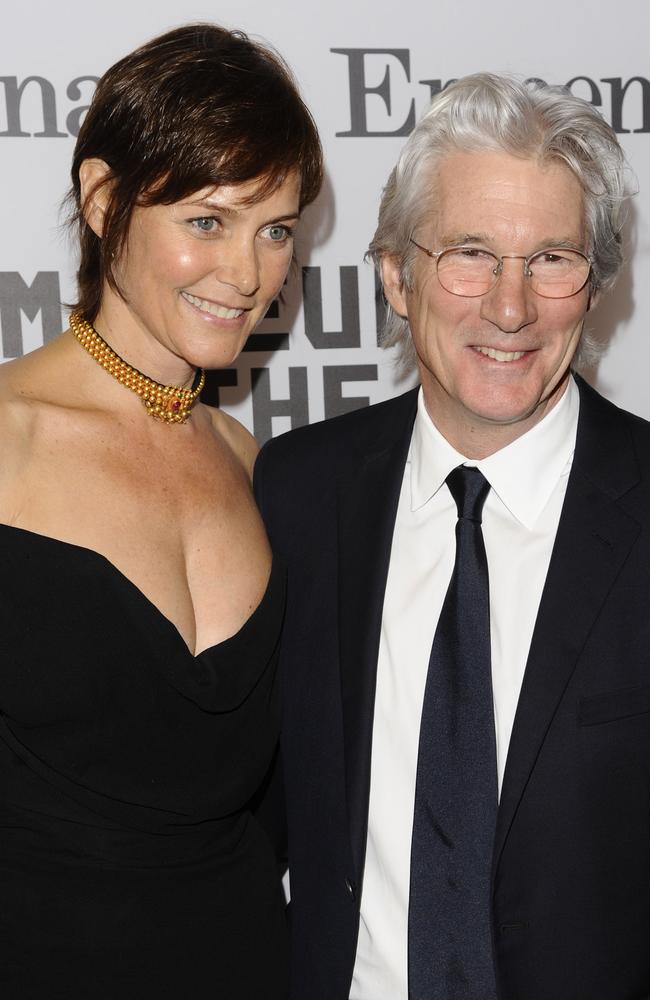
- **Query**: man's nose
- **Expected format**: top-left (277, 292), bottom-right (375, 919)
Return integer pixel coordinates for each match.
top-left (479, 257), bottom-right (538, 333)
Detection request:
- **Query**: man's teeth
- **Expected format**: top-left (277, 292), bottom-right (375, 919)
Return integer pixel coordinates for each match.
top-left (182, 291), bottom-right (243, 319)
top-left (475, 346), bottom-right (526, 362)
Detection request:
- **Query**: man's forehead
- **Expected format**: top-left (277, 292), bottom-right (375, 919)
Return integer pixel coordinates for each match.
top-left (423, 150), bottom-right (586, 245)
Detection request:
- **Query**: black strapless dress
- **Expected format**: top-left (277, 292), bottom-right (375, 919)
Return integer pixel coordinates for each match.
top-left (0, 525), bottom-right (287, 999)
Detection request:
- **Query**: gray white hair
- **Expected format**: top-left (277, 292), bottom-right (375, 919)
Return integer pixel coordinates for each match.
top-left (368, 72), bottom-right (632, 366)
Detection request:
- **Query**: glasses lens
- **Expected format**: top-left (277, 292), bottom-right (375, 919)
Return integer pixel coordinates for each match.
top-left (528, 249), bottom-right (590, 298)
top-left (436, 248), bottom-right (498, 297)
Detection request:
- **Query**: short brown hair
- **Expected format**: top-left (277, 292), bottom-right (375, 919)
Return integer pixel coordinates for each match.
top-left (68, 23), bottom-right (323, 321)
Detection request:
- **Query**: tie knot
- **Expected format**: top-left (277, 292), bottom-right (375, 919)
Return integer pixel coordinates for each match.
top-left (446, 465), bottom-right (490, 523)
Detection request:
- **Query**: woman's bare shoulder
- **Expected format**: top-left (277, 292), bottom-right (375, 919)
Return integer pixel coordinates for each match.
top-left (0, 336), bottom-right (80, 451)
top-left (0, 354), bottom-right (40, 430)
top-left (0, 352), bottom-right (54, 496)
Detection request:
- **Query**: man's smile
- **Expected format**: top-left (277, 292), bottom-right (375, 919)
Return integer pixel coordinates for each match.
top-left (473, 345), bottom-right (528, 363)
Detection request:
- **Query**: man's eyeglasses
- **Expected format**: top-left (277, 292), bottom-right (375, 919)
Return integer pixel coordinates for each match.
top-left (409, 240), bottom-right (592, 299)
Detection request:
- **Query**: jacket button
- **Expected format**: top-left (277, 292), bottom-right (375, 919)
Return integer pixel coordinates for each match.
top-left (345, 877), bottom-right (356, 900)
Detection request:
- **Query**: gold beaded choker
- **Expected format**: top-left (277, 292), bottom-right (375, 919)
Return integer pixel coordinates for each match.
top-left (69, 312), bottom-right (205, 425)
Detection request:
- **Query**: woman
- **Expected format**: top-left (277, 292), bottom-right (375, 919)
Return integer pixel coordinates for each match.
top-left (0, 23), bottom-right (322, 999)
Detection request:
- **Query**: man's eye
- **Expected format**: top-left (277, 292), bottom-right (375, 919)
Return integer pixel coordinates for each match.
top-left (455, 248), bottom-right (493, 260)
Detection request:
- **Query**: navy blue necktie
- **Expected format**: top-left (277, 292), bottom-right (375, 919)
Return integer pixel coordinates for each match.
top-left (408, 465), bottom-right (498, 1000)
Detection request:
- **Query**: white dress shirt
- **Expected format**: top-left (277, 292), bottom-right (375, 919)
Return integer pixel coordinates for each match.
top-left (350, 377), bottom-right (580, 1000)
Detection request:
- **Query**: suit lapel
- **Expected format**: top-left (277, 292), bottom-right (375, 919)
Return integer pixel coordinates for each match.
top-left (494, 378), bottom-right (641, 871)
top-left (337, 389), bottom-right (418, 883)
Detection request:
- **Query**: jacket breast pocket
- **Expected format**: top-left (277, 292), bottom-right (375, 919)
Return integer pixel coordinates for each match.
top-left (578, 682), bottom-right (650, 726)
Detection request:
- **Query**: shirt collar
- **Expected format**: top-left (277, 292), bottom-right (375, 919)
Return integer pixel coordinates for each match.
top-left (410, 376), bottom-right (580, 529)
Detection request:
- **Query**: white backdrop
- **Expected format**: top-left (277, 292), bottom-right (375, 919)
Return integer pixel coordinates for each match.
top-left (2, 0), bottom-right (649, 439)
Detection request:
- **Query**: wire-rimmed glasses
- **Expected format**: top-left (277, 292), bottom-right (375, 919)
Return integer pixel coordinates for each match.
top-left (409, 239), bottom-right (592, 299)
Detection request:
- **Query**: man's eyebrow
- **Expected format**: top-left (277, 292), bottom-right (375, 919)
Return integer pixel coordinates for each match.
top-left (531, 238), bottom-right (587, 251)
top-left (438, 232), bottom-right (492, 246)
top-left (438, 233), bottom-right (587, 252)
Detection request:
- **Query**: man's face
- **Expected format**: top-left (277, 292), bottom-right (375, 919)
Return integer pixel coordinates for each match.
top-left (382, 150), bottom-right (591, 456)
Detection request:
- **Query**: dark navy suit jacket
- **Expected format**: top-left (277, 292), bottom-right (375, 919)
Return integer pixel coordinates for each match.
top-left (254, 376), bottom-right (650, 1000)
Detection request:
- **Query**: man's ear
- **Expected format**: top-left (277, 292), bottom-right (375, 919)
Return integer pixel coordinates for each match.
top-left (78, 158), bottom-right (112, 238)
top-left (380, 254), bottom-right (409, 318)
top-left (587, 286), bottom-right (600, 312)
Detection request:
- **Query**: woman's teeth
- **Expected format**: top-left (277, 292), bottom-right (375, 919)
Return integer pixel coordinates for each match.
top-left (182, 291), bottom-right (243, 319)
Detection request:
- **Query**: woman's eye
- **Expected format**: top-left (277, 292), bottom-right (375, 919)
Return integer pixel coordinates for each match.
top-left (264, 224), bottom-right (293, 243)
top-left (191, 217), bottom-right (218, 233)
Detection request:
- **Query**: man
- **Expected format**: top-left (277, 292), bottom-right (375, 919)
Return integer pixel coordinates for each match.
top-left (254, 74), bottom-right (649, 999)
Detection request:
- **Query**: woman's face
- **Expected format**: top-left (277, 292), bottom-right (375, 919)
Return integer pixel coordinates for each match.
top-left (100, 170), bottom-right (301, 375)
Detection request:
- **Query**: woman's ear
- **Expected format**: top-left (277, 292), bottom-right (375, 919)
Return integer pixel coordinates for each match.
top-left (380, 254), bottom-right (409, 318)
top-left (78, 159), bottom-right (112, 238)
